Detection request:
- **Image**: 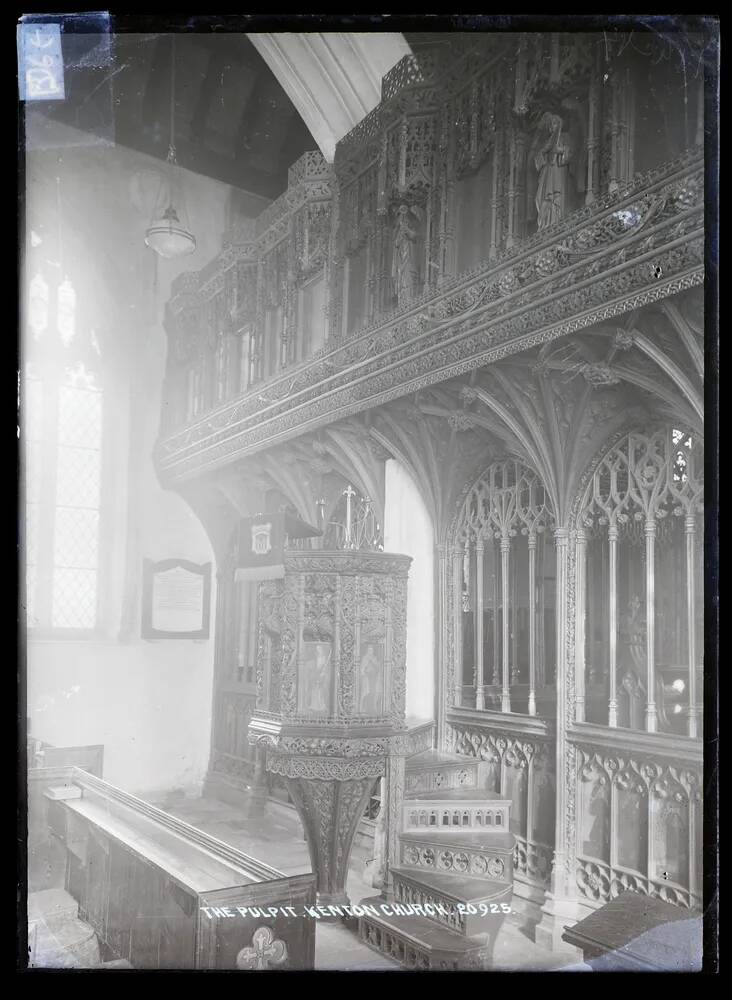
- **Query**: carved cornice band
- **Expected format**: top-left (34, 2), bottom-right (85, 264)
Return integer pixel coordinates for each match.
top-left (284, 551), bottom-right (412, 577)
top-left (157, 154), bottom-right (703, 485)
top-left (266, 754), bottom-right (386, 780)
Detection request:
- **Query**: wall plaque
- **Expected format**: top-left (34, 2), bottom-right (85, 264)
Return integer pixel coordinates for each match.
top-left (141, 558), bottom-right (211, 640)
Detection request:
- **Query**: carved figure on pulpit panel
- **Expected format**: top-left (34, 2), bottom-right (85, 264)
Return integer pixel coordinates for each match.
top-left (392, 204), bottom-right (420, 307)
top-left (358, 642), bottom-right (385, 716)
top-left (299, 641), bottom-right (332, 715)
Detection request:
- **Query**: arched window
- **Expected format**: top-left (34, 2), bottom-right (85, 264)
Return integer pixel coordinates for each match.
top-left (454, 460), bottom-right (555, 716)
top-left (580, 427), bottom-right (703, 736)
top-left (22, 247), bottom-right (106, 633)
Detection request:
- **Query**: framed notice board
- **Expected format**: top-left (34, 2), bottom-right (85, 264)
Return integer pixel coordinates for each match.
top-left (141, 559), bottom-right (212, 640)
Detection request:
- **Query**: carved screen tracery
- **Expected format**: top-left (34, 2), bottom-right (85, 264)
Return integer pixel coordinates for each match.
top-left (453, 460), bottom-right (555, 716)
top-left (575, 745), bottom-right (701, 910)
top-left (579, 427), bottom-right (703, 737)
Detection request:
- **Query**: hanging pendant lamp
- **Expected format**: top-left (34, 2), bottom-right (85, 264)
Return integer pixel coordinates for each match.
top-left (145, 34), bottom-right (196, 259)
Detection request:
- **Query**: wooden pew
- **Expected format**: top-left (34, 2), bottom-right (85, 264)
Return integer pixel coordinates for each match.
top-left (46, 768), bottom-right (316, 969)
top-left (27, 743), bottom-right (104, 893)
top-left (37, 743), bottom-right (104, 776)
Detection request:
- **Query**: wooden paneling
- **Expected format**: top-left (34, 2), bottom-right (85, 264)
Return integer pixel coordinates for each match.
top-left (197, 877), bottom-right (316, 971)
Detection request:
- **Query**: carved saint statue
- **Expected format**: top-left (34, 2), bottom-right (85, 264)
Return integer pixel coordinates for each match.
top-left (392, 204), bottom-right (419, 307)
top-left (531, 111), bottom-right (574, 230)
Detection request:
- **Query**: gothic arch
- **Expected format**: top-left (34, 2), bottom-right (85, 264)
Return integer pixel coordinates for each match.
top-left (447, 455), bottom-right (557, 716)
top-left (569, 419), bottom-right (703, 736)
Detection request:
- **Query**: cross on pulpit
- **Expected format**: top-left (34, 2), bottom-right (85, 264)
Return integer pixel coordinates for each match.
top-left (343, 484), bottom-right (357, 548)
top-left (235, 926), bottom-right (288, 970)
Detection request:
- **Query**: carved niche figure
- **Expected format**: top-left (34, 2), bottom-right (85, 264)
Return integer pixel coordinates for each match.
top-left (300, 641), bottom-right (332, 715)
top-left (357, 642), bottom-right (384, 716)
top-left (391, 204), bottom-right (420, 307)
top-left (530, 106), bottom-right (585, 230)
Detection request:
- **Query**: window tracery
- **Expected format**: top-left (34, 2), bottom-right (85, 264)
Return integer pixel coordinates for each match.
top-left (579, 426), bottom-right (703, 736)
top-left (22, 233), bottom-right (105, 633)
top-left (454, 460), bottom-right (555, 716)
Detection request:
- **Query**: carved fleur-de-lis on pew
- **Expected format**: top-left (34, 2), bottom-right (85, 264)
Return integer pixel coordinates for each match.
top-left (235, 926), bottom-right (288, 970)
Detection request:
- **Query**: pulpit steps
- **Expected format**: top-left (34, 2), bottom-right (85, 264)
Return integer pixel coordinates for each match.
top-left (357, 895), bottom-right (492, 971)
top-left (398, 829), bottom-right (514, 882)
top-left (391, 867), bottom-right (512, 937)
top-left (358, 775), bottom-right (515, 969)
top-left (405, 750), bottom-right (483, 795)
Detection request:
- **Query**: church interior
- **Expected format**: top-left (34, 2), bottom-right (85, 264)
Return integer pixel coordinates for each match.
top-left (21, 20), bottom-right (712, 972)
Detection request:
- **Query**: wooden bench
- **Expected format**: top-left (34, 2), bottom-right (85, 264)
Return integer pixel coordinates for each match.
top-left (45, 768), bottom-right (316, 969)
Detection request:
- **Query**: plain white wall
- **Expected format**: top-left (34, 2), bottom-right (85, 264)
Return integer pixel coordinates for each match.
top-left (383, 459), bottom-right (435, 722)
top-left (23, 122), bottom-right (254, 797)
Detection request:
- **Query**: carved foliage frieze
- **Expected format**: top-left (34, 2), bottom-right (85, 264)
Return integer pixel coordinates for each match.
top-left (158, 154), bottom-right (703, 482)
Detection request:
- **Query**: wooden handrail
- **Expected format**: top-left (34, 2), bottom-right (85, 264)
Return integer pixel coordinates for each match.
top-left (69, 768), bottom-right (286, 883)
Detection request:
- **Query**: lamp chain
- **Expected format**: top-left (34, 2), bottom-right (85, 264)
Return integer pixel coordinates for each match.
top-left (168, 34), bottom-right (176, 163)
top-left (56, 175), bottom-right (64, 277)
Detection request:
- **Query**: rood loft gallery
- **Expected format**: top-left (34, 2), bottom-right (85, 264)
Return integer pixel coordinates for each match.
top-left (22, 19), bottom-right (713, 973)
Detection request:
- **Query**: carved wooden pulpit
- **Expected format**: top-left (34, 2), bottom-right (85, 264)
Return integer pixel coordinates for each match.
top-left (249, 549), bottom-right (411, 907)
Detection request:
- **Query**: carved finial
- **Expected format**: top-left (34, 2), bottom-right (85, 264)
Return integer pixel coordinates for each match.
top-left (343, 484), bottom-right (357, 548)
top-left (316, 497), bottom-right (326, 527)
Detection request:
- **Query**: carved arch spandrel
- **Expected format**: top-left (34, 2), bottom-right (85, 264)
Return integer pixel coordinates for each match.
top-left (210, 435), bottom-right (382, 537)
top-left (467, 361), bottom-right (634, 527)
top-left (176, 481), bottom-right (243, 567)
top-left (321, 424), bottom-right (386, 522)
top-left (284, 423), bottom-right (388, 533)
top-left (368, 397), bottom-right (496, 544)
top-left (260, 451), bottom-right (320, 527)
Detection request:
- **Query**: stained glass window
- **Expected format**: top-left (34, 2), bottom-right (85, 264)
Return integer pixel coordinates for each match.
top-left (24, 200), bottom-right (106, 632)
top-left (22, 366), bottom-right (104, 632)
top-left (28, 273), bottom-right (49, 337)
top-left (24, 375), bottom-right (43, 628)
